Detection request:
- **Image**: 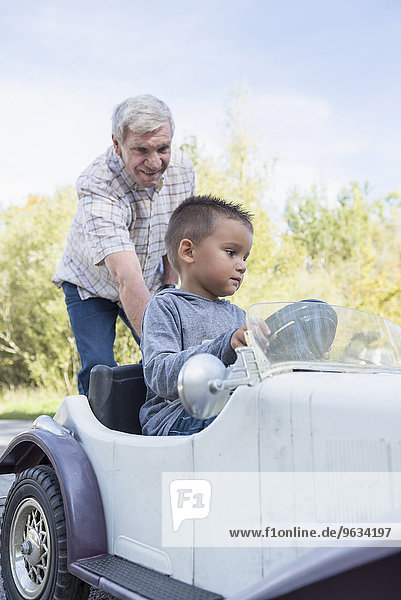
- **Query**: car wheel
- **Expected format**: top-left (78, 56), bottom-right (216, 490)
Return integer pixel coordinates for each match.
top-left (1, 465), bottom-right (90, 600)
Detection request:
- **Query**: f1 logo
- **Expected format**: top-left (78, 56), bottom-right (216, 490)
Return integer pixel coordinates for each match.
top-left (169, 479), bottom-right (212, 531)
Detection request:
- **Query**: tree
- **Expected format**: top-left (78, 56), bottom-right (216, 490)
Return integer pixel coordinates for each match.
top-left (0, 191), bottom-right (78, 389)
top-left (183, 88), bottom-right (277, 307)
top-left (281, 183), bottom-right (401, 320)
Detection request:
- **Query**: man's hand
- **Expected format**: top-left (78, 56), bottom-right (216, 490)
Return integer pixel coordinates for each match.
top-left (105, 251), bottom-right (151, 338)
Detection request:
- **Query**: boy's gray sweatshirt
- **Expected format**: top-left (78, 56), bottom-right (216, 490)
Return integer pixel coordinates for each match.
top-left (139, 289), bottom-right (246, 435)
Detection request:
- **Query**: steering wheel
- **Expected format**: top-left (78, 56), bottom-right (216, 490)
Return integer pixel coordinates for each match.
top-left (264, 300), bottom-right (338, 362)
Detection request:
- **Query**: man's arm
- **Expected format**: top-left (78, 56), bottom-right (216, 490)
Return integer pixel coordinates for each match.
top-left (105, 251), bottom-right (151, 338)
top-left (162, 254), bottom-right (178, 286)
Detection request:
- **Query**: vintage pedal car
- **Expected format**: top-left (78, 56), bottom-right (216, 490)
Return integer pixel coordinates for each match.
top-left (1, 301), bottom-right (401, 600)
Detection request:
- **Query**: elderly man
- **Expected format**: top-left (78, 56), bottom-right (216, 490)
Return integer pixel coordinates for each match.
top-left (53, 95), bottom-right (195, 396)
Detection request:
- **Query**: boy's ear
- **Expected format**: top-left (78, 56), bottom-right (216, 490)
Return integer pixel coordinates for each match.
top-left (179, 239), bottom-right (195, 264)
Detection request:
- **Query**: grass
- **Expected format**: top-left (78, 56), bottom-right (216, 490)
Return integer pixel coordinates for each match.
top-left (0, 386), bottom-right (74, 420)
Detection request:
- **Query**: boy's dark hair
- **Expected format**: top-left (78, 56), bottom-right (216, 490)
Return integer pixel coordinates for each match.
top-left (165, 195), bottom-right (253, 272)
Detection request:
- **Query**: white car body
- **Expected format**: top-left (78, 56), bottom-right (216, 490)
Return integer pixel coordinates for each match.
top-left (1, 301), bottom-right (401, 600)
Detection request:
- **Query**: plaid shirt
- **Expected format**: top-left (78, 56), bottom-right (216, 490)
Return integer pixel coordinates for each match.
top-left (52, 145), bottom-right (195, 301)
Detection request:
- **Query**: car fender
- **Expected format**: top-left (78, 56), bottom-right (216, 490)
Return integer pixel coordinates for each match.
top-left (0, 420), bottom-right (107, 565)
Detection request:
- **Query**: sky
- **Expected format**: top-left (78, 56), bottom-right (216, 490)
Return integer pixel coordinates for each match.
top-left (0, 0), bottom-right (400, 213)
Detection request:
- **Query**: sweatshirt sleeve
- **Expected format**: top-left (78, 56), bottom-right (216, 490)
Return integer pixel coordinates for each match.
top-left (141, 296), bottom-right (238, 401)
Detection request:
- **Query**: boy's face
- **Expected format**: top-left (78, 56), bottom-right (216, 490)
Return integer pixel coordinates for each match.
top-left (181, 218), bottom-right (253, 301)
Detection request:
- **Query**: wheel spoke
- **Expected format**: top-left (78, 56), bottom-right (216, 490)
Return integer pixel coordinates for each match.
top-left (9, 496), bottom-right (51, 598)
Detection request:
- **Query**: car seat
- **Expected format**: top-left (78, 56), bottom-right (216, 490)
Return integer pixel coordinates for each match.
top-left (88, 364), bottom-right (146, 434)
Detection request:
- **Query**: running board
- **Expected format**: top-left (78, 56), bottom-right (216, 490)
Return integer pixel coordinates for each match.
top-left (70, 554), bottom-right (223, 600)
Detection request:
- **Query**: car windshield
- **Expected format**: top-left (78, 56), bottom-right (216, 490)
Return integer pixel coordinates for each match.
top-left (246, 302), bottom-right (401, 375)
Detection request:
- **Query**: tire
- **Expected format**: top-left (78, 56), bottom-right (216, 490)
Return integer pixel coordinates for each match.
top-left (0, 465), bottom-right (90, 600)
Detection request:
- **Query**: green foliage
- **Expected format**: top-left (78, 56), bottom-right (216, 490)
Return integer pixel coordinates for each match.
top-left (281, 183), bottom-right (401, 320)
top-left (285, 183), bottom-right (379, 266)
top-left (0, 191), bottom-right (78, 390)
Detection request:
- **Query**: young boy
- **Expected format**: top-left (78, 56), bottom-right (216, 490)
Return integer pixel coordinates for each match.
top-left (139, 195), bottom-right (253, 436)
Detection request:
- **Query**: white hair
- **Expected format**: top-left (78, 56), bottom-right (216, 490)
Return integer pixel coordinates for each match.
top-left (111, 95), bottom-right (175, 143)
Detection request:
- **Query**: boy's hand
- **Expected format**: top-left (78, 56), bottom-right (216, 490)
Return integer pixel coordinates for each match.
top-left (231, 320), bottom-right (276, 351)
top-left (251, 318), bottom-right (276, 349)
top-left (230, 324), bottom-right (248, 350)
